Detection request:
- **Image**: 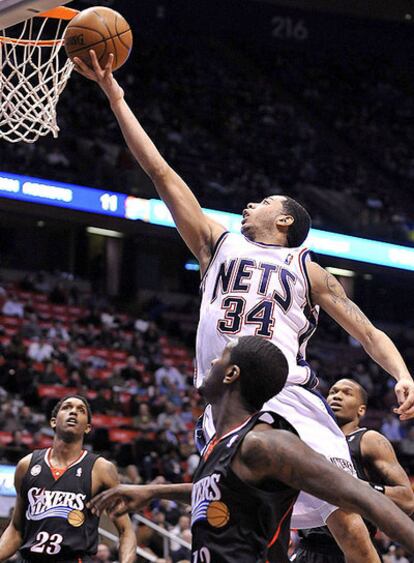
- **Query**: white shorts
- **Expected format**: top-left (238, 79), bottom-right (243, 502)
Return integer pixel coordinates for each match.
top-left (202, 384), bottom-right (355, 529)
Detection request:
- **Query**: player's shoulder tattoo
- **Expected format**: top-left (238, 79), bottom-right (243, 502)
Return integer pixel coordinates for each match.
top-left (324, 271), bottom-right (370, 326)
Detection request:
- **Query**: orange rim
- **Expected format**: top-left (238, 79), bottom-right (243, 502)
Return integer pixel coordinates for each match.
top-left (0, 6), bottom-right (79, 46)
top-left (0, 36), bottom-right (63, 46)
top-left (38, 6), bottom-right (79, 20)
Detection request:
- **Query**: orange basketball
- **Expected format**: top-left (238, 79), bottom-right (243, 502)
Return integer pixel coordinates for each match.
top-left (63, 7), bottom-right (133, 71)
top-left (206, 501), bottom-right (230, 528)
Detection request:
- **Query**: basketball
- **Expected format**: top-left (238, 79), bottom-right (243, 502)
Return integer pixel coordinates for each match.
top-left (206, 501), bottom-right (230, 528)
top-left (63, 7), bottom-right (133, 71)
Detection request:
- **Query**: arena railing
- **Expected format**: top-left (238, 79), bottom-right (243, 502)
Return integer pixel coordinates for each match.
top-left (99, 513), bottom-right (192, 561)
top-left (98, 527), bottom-right (157, 562)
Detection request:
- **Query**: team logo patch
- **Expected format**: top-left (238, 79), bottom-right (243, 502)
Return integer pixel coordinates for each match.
top-left (76, 468), bottom-right (82, 477)
top-left (206, 501), bottom-right (230, 528)
top-left (31, 465), bottom-right (41, 477)
top-left (26, 487), bottom-right (87, 522)
top-left (67, 509), bottom-right (85, 527)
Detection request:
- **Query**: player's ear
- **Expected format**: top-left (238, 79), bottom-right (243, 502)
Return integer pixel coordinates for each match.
top-left (50, 417), bottom-right (57, 430)
top-left (358, 404), bottom-right (367, 418)
top-left (84, 424), bottom-right (92, 435)
top-left (276, 213), bottom-right (294, 227)
top-left (224, 364), bottom-right (240, 384)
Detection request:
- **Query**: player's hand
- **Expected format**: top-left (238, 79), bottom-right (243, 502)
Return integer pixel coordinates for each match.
top-left (393, 378), bottom-right (414, 420)
top-left (73, 50), bottom-right (124, 106)
top-left (88, 484), bottom-right (154, 518)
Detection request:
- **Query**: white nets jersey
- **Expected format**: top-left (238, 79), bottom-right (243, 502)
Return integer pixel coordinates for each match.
top-left (195, 232), bottom-right (319, 388)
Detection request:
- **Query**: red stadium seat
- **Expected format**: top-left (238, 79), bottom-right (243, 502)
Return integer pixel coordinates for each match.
top-left (108, 428), bottom-right (138, 443)
top-left (0, 431), bottom-right (12, 445)
top-left (38, 385), bottom-right (77, 398)
top-left (92, 414), bottom-right (133, 428)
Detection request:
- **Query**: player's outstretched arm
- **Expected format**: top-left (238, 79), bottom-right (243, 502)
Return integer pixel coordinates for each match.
top-left (361, 430), bottom-right (414, 515)
top-left (74, 51), bottom-right (226, 272)
top-left (240, 429), bottom-right (414, 554)
top-left (93, 459), bottom-right (137, 563)
top-left (88, 483), bottom-right (192, 519)
top-left (0, 455), bottom-right (31, 561)
top-left (308, 262), bottom-right (414, 420)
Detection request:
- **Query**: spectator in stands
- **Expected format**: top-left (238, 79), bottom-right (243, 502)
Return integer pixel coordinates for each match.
top-left (27, 336), bottom-right (54, 362)
top-left (20, 314), bottom-right (42, 339)
top-left (19, 405), bottom-right (42, 434)
top-left (47, 320), bottom-right (70, 342)
top-left (155, 359), bottom-right (186, 390)
top-left (0, 283), bottom-right (7, 309)
top-left (2, 293), bottom-right (24, 318)
top-left (171, 529), bottom-right (192, 563)
top-left (132, 402), bottom-right (157, 432)
top-left (100, 308), bottom-right (117, 328)
top-left (0, 402), bottom-right (19, 432)
top-left (39, 361), bottom-right (62, 385)
top-left (134, 316), bottom-right (149, 334)
top-left (157, 402), bottom-right (186, 434)
top-left (383, 544), bottom-right (410, 563)
top-left (49, 282), bottom-right (67, 304)
top-left (91, 389), bottom-right (112, 413)
top-left (121, 355), bottom-right (141, 382)
top-left (170, 515), bottom-right (190, 553)
top-left (4, 430), bottom-right (31, 465)
top-left (92, 543), bottom-right (114, 562)
top-left (124, 464), bottom-right (142, 485)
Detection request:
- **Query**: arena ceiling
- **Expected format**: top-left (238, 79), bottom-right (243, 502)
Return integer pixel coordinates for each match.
top-left (254, 0), bottom-right (414, 22)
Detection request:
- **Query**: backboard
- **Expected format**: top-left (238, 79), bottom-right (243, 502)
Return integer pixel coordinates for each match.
top-left (0, 0), bottom-right (72, 29)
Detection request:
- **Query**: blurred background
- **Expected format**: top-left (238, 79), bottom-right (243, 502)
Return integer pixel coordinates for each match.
top-left (1, 0), bottom-right (414, 561)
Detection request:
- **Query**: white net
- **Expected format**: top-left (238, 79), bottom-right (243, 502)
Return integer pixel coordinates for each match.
top-left (0, 15), bottom-right (74, 143)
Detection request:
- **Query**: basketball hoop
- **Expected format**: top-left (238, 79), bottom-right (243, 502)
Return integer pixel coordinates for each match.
top-left (0, 6), bottom-right (78, 143)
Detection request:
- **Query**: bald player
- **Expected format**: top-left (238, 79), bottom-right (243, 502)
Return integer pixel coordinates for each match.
top-left (294, 378), bottom-right (414, 563)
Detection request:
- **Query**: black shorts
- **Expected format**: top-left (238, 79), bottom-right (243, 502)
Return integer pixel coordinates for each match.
top-left (293, 544), bottom-right (345, 563)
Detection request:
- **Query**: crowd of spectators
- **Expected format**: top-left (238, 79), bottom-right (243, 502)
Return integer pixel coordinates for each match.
top-left (1, 34), bottom-right (414, 245)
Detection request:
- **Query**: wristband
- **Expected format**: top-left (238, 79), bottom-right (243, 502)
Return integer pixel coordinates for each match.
top-left (370, 483), bottom-right (385, 494)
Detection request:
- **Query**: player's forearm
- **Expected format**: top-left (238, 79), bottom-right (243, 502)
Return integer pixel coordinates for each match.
top-left (363, 329), bottom-right (411, 382)
top-left (311, 472), bottom-right (414, 551)
top-left (302, 470), bottom-right (414, 552)
top-left (118, 529), bottom-right (137, 563)
top-left (384, 485), bottom-right (414, 515)
top-left (147, 483), bottom-right (193, 504)
top-left (351, 490), bottom-right (414, 552)
top-left (0, 524), bottom-right (22, 561)
top-left (110, 96), bottom-right (169, 181)
top-left (108, 95), bottom-right (213, 260)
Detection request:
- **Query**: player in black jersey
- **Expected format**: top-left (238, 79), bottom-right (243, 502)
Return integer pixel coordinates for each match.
top-left (0, 395), bottom-right (136, 563)
top-left (88, 338), bottom-right (414, 563)
top-left (294, 378), bottom-right (414, 563)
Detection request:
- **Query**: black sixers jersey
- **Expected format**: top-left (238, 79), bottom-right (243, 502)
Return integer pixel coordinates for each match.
top-left (191, 411), bottom-right (299, 563)
top-left (297, 428), bottom-right (377, 559)
top-left (19, 448), bottom-right (100, 561)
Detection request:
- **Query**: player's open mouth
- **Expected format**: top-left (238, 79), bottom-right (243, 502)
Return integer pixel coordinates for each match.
top-left (67, 418), bottom-right (78, 426)
top-left (329, 402), bottom-right (342, 410)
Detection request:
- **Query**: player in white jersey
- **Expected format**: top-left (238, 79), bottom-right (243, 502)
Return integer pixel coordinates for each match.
top-left (76, 52), bottom-right (414, 563)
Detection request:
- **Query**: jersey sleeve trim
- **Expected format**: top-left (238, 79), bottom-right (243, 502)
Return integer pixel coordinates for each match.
top-left (298, 248), bottom-right (316, 309)
top-left (199, 231), bottom-right (230, 291)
